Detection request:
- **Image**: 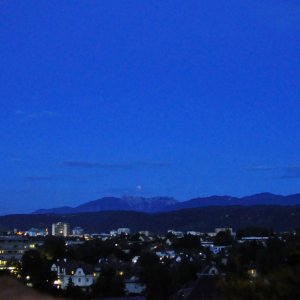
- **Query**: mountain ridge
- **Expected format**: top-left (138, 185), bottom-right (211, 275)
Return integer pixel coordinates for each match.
top-left (33, 193), bottom-right (300, 214)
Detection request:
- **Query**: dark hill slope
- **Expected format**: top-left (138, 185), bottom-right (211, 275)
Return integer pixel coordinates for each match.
top-left (3, 205), bottom-right (300, 233)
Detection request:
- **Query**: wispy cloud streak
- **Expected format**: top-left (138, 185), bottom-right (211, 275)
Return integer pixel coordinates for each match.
top-left (97, 185), bottom-right (152, 195)
top-left (247, 165), bottom-right (300, 180)
top-left (25, 176), bottom-right (59, 181)
top-left (60, 160), bottom-right (171, 170)
top-left (16, 110), bottom-right (59, 119)
top-left (278, 167), bottom-right (300, 179)
top-left (246, 165), bottom-right (279, 171)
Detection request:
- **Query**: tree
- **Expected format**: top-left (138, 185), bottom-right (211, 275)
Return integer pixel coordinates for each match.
top-left (93, 268), bottom-right (125, 297)
top-left (174, 234), bottom-right (201, 250)
top-left (67, 277), bottom-right (74, 289)
top-left (40, 236), bottom-right (66, 260)
top-left (138, 252), bottom-right (176, 299)
top-left (214, 231), bottom-right (233, 246)
top-left (237, 227), bottom-right (273, 240)
top-left (64, 277), bottom-right (85, 298)
top-left (139, 252), bottom-right (159, 267)
top-left (21, 249), bottom-right (52, 288)
top-left (143, 264), bottom-right (173, 300)
top-left (129, 242), bottom-right (142, 257)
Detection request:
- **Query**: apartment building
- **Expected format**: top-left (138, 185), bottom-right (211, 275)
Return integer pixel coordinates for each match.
top-left (52, 222), bottom-right (71, 237)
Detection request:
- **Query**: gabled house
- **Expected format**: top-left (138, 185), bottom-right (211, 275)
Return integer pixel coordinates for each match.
top-left (51, 259), bottom-right (96, 290)
top-left (197, 264), bottom-right (219, 277)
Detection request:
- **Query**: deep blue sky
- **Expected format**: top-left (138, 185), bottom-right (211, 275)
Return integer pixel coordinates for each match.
top-left (1, 1), bottom-right (300, 214)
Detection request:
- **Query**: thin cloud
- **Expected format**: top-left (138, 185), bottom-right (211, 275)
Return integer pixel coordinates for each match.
top-left (16, 110), bottom-right (59, 119)
top-left (97, 186), bottom-right (153, 195)
top-left (25, 174), bottom-right (104, 182)
top-left (25, 176), bottom-right (59, 181)
top-left (248, 165), bottom-right (300, 180)
top-left (246, 165), bottom-right (279, 171)
top-left (60, 160), bottom-right (171, 170)
top-left (278, 167), bottom-right (300, 179)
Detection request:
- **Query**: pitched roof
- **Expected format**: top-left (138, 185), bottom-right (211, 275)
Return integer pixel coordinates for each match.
top-left (55, 260), bottom-right (94, 275)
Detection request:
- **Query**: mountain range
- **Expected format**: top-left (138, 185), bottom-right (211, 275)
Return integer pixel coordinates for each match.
top-left (34, 193), bottom-right (300, 214)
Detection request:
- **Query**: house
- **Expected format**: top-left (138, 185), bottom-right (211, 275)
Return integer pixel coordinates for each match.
top-left (166, 239), bottom-right (173, 246)
top-left (138, 231), bottom-right (150, 236)
top-left (167, 230), bottom-right (184, 238)
top-left (132, 256), bottom-right (140, 264)
top-left (201, 241), bottom-right (214, 248)
top-left (211, 245), bottom-right (228, 255)
top-left (201, 240), bottom-right (228, 255)
top-left (65, 239), bottom-right (85, 246)
top-left (124, 276), bottom-right (146, 295)
top-left (155, 250), bottom-right (176, 259)
top-left (186, 231), bottom-right (202, 236)
top-left (138, 235), bottom-right (152, 242)
top-left (110, 230), bottom-right (118, 237)
top-left (240, 236), bottom-right (269, 244)
top-left (99, 233), bottom-right (110, 241)
top-left (117, 228), bottom-right (131, 235)
top-left (51, 259), bottom-right (96, 290)
top-left (197, 264), bottom-right (219, 277)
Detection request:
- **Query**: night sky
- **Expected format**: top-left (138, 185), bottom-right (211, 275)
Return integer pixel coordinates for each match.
top-left (1, 1), bottom-right (300, 214)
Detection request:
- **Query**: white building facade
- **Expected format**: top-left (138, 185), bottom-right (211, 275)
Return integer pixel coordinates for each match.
top-left (51, 260), bottom-right (96, 290)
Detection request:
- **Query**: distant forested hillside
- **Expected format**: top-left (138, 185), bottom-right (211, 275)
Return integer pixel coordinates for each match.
top-left (1, 205), bottom-right (300, 233)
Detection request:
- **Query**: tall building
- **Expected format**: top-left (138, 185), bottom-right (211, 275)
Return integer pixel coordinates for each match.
top-left (52, 222), bottom-right (70, 237)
